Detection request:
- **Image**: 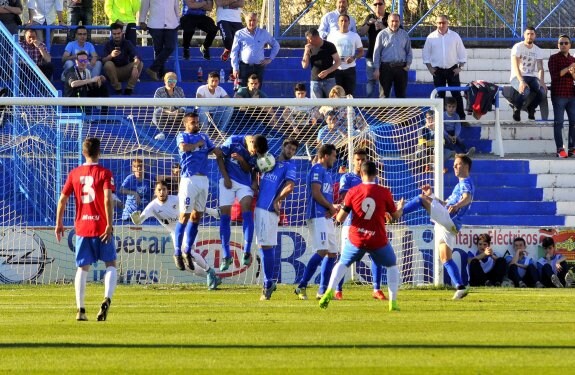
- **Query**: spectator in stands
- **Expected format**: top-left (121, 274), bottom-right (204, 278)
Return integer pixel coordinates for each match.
top-left (102, 22), bottom-right (143, 95)
top-left (180, 0), bottom-right (218, 61)
top-left (120, 158), bottom-right (156, 222)
top-left (196, 70), bottom-right (233, 132)
top-left (318, 0), bottom-right (356, 39)
top-left (104, 0), bottom-right (140, 46)
top-left (152, 72), bottom-right (186, 140)
top-left (416, 110), bottom-right (436, 173)
top-left (538, 237), bottom-right (574, 288)
top-left (509, 26), bottom-right (546, 122)
top-left (156, 162), bottom-right (181, 195)
top-left (279, 83), bottom-right (321, 137)
top-left (216, 0), bottom-right (243, 64)
top-left (27, 0), bottom-right (64, 43)
top-left (61, 25), bottom-right (101, 81)
top-left (0, 0), bottom-right (23, 35)
top-left (20, 28), bottom-right (54, 79)
top-left (139, 0), bottom-right (179, 82)
top-left (467, 233), bottom-right (507, 287)
top-left (234, 73), bottom-right (267, 98)
top-left (63, 50), bottom-right (108, 100)
top-left (358, 0), bottom-right (389, 98)
top-left (318, 110), bottom-right (346, 148)
top-left (444, 97), bottom-right (475, 157)
top-left (67, 0), bottom-right (93, 42)
top-left (508, 237), bottom-right (542, 288)
top-left (423, 15), bottom-right (467, 120)
top-left (231, 12), bottom-right (279, 87)
top-left (327, 14), bottom-right (363, 96)
top-left (373, 13), bottom-right (412, 98)
top-left (302, 28), bottom-right (341, 99)
top-left (548, 34), bottom-right (575, 158)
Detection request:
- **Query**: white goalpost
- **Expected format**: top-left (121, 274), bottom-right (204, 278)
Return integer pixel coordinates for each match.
top-left (0, 96), bottom-right (445, 287)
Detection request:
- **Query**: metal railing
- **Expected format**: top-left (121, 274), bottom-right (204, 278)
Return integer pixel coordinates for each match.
top-left (430, 86), bottom-right (505, 157)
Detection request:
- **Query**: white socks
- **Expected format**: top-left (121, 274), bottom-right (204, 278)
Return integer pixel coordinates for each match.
top-left (104, 266), bottom-right (117, 300)
top-left (386, 265), bottom-right (400, 301)
top-left (327, 262), bottom-right (348, 291)
top-left (75, 268), bottom-right (88, 309)
top-left (191, 252), bottom-right (209, 271)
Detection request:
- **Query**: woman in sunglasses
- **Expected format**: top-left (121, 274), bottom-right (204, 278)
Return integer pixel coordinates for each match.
top-left (152, 72), bottom-right (187, 140)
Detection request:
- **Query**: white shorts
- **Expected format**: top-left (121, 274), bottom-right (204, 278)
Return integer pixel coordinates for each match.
top-left (430, 199), bottom-right (458, 235)
top-left (308, 217), bottom-right (337, 253)
top-left (219, 178), bottom-right (254, 206)
top-left (255, 207), bottom-right (279, 247)
top-left (178, 175), bottom-right (209, 214)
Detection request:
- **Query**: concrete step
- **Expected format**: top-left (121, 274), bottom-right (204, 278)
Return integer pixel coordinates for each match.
top-left (542, 188), bottom-right (575, 201)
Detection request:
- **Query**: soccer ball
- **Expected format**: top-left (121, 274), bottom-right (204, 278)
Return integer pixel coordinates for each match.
top-left (257, 153), bottom-right (276, 173)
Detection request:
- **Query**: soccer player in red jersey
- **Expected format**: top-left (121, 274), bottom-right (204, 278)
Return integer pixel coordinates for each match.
top-left (319, 161), bottom-right (404, 311)
top-left (55, 138), bottom-right (117, 322)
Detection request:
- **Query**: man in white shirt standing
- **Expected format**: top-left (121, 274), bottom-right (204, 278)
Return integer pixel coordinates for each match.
top-left (318, 0), bottom-right (357, 39)
top-left (327, 14), bottom-right (363, 96)
top-left (422, 15), bottom-right (467, 120)
top-left (139, 0), bottom-right (180, 81)
top-left (509, 26), bottom-right (547, 121)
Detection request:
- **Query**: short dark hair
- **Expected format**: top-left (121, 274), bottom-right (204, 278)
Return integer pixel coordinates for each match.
top-left (305, 28), bottom-right (320, 38)
top-left (354, 148), bottom-right (368, 157)
top-left (513, 237), bottom-right (526, 246)
top-left (455, 154), bottom-right (472, 171)
top-left (183, 111), bottom-right (199, 119)
top-left (426, 110), bottom-right (435, 118)
top-left (525, 26), bottom-right (536, 32)
top-left (132, 158), bottom-right (143, 165)
top-left (76, 50), bottom-right (89, 59)
top-left (75, 25), bottom-right (87, 36)
top-left (171, 163), bottom-right (180, 169)
top-left (110, 23), bottom-right (123, 32)
top-left (248, 74), bottom-right (259, 82)
top-left (283, 138), bottom-right (300, 148)
top-left (475, 233), bottom-right (492, 245)
top-left (542, 237), bottom-right (555, 249)
top-left (360, 161), bottom-right (377, 176)
top-left (208, 71), bottom-right (220, 80)
top-left (326, 110), bottom-right (338, 118)
top-left (294, 83), bottom-right (306, 92)
top-left (318, 143), bottom-right (336, 158)
top-left (253, 135), bottom-right (269, 154)
top-left (338, 14), bottom-right (350, 22)
top-left (156, 180), bottom-right (169, 189)
top-left (445, 97), bottom-right (457, 106)
top-left (82, 137), bottom-right (101, 158)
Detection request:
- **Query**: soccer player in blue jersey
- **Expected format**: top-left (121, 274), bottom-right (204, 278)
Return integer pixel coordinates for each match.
top-left (295, 143), bottom-right (339, 300)
top-left (401, 154), bottom-right (475, 299)
top-left (173, 112), bottom-right (222, 271)
top-left (335, 148), bottom-right (386, 301)
top-left (320, 161), bottom-right (404, 311)
top-left (216, 134), bottom-right (269, 271)
top-left (255, 138), bottom-right (299, 300)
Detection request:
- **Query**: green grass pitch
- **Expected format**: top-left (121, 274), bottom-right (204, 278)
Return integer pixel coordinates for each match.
top-left (1, 284), bottom-right (574, 374)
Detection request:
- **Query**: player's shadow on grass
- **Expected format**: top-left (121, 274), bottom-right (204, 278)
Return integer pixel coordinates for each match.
top-left (2, 343), bottom-right (575, 349)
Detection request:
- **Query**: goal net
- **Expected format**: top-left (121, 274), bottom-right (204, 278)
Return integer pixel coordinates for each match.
top-left (0, 96), bottom-right (444, 287)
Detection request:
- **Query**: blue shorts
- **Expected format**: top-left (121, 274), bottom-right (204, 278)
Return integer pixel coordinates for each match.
top-left (340, 240), bottom-right (396, 268)
top-left (75, 236), bottom-right (117, 267)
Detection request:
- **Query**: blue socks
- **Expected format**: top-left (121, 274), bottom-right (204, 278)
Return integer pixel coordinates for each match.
top-left (261, 247), bottom-right (275, 289)
top-left (183, 222), bottom-right (199, 254)
top-left (403, 196), bottom-right (422, 215)
top-left (298, 253), bottom-right (323, 289)
top-left (371, 260), bottom-right (382, 290)
top-left (242, 211), bottom-right (254, 254)
top-left (319, 256), bottom-right (336, 295)
top-left (220, 214), bottom-right (231, 259)
top-left (444, 259), bottom-right (463, 288)
top-left (174, 221), bottom-right (185, 256)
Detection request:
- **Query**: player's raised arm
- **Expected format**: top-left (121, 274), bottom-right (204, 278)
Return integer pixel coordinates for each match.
top-left (55, 193), bottom-right (70, 242)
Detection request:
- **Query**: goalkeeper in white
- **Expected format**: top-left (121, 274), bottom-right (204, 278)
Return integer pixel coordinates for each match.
top-left (130, 180), bottom-right (221, 289)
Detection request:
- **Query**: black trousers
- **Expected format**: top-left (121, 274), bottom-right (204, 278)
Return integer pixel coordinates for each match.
top-left (469, 258), bottom-right (507, 286)
top-left (433, 65), bottom-right (466, 119)
top-left (239, 62), bottom-right (265, 87)
top-left (335, 67), bottom-right (356, 96)
top-left (379, 63), bottom-right (408, 98)
top-left (180, 14), bottom-right (218, 49)
top-left (508, 263), bottom-right (540, 287)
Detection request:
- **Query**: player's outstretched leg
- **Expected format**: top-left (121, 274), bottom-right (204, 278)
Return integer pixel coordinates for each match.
top-left (319, 261), bottom-right (348, 309)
